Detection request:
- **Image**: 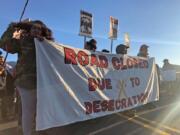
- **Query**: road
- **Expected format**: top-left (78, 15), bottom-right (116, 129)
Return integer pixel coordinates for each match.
top-left (1, 90), bottom-right (180, 135)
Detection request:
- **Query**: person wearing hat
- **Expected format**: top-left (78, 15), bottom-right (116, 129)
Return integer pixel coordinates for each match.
top-left (137, 44), bottom-right (149, 58)
top-left (162, 59), bottom-right (173, 70)
top-left (84, 38), bottom-right (97, 52)
top-left (162, 59), bottom-right (176, 95)
top-left (102, 49), bottom-right (110, 53)
top-left (116, 44), bottom-right (129, 55)
top-left (163, 59), bottom-right (169, 65)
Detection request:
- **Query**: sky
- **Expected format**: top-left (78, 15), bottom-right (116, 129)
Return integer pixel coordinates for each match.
top-left (0, 0), bottom-right (180, 67)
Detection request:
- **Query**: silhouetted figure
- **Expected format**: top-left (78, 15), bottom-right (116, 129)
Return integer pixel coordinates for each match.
top-left (116, 44), bottom-right (129, 55)
top-left (84, 39), bottom-right (97, 52)
top-left (137, 44), bottom-right (149, 58)
top-left (102, 49), bottom-right (110, 53)
top-left (162, 59), bottom-right (174, 70)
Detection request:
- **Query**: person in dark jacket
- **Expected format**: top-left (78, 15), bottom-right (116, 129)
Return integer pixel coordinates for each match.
top-left (116, 44), bottom-right (129, 55)
top-left (84, 39), bottom-right (97, 52)
top-left (0, 20), bottom-right (54, 135)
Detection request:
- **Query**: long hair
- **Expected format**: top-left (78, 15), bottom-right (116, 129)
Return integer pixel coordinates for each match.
top-left (12, 22), bottom-right (32, 33)
top-left (31, 20), bottom-right (54, 41)
top-left (12, 20), bottom-right (54, 41)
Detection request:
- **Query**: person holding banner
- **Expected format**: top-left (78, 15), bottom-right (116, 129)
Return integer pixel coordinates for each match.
top-left (137, 44), bottom-right (149, 58)
top-left (162, 59), bottom-right (174, 70)
top-left (84, 39), bottom-right (97, 52)
top-left (116, 44), bottom-right (129, 55)
top-left (137, 44), bottom-right (158, 109)
top-left (0, 20), bottom-right (54, 135)
top-left (162, 59), bottom-right (176, 93)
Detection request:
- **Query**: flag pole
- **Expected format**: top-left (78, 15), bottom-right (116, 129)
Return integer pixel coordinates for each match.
top-left (110, 39), bottom-right (113, 53)
top-left (84, 36), bottom-right (87, 45)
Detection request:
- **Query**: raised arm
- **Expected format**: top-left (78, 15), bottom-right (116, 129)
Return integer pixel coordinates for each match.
top-left (0, 23), bottom-right (21, 54)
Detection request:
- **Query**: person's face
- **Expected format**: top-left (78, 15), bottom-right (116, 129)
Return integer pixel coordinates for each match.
top-left (142, 47), bottom-right (147, 52)
top-left (84, 43), bottom-right (96, 52)
top-left (141, 47), bottom-right (148, 56)
top-left (30, 25), bottom-right (42, 37)
top-left (164, 61), bottom-right (169, 65)
top-left (91, 44), bottom-right (96, 52)
top-left (123, 47), bottom-right (128, 54)
top-left (92, 48), bottom-right (96, 52)
top-left (90, 42), bottom-right (96, 51)
top-left (84, 44), bottom-right (90, 50)
top-left (13, 29), bottom-right (24, 39)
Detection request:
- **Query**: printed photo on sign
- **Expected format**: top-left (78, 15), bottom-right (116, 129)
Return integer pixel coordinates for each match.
top-left (79, 10), bottom-right (92, 37)
top-left (109, 16), bottom-right (118, 39)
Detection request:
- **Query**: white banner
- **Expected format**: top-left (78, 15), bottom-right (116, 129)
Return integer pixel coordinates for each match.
top-left (160, 70), bottom-right (176, 81)
top-left (35, 39), bottom-right (159, 130)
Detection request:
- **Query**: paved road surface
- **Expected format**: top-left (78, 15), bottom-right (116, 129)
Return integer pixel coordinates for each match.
top-left (1, 91), bottom-right (180, 135)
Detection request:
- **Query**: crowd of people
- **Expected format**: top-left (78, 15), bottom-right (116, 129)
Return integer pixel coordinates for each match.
top-left (83, 38), bottom-right (149, 58)
top-left (0, 20), bottom-right (179, 135)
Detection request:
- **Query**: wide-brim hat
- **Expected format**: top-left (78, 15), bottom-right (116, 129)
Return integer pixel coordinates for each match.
top-left (117, 44), bottom-right (129, 48)
top-left (140, 44), bottom-right (149, 49)
top-left (116, 44), bottom-right (129, 54)
top-left (163, 59), bottom-right (169, 62)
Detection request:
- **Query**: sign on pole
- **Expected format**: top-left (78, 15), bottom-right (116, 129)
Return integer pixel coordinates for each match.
top-left (109, 16), bottom-right (118, 52)
top-left (79, 10), bottom-right (93, 38)
top-left (124, 33), bottom-right (130, 48)
top-left (109, 16), bottom-right (118, 39)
